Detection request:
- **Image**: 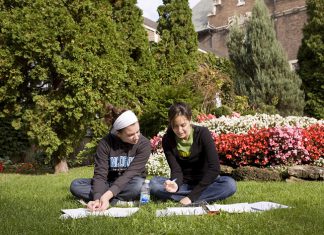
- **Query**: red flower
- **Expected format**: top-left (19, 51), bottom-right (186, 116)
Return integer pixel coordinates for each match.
top-left (226, 154), bottom-right (232, 159)
top-left (196, 113), bottom-right (217, 123)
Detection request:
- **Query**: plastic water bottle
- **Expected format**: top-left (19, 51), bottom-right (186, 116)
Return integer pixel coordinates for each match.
top-left (139, 179), bottom-right (150, 205)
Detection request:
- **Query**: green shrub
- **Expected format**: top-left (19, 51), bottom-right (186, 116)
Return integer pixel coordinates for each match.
top-left (212, 105), bottom-right (233, 117)
top-left (0, 117), bottom-right (30, 162)
top-left (140, 81), bottom-right (204, 137)
top-left (233, 96), bottom-right (250, 114)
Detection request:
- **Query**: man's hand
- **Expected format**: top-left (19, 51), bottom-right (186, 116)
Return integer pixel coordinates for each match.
top-left (164, 179), bottom-right (178, 193)
top-left (180, 197), bottom-right (192, 205)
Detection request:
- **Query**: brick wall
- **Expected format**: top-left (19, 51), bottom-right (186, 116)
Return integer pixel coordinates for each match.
top-left (199, 0), bottom-right (307, 61)
top-left (209, 0), bottom-right (258, 27)
top-left (274, 0), bottom-right (305, 12)
top-left (274, 7), bottom-right (307, 59)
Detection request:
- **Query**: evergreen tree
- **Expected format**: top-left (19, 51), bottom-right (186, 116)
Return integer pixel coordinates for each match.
top-left (0, 0), bottom-right (149, 172)
top-left (155, 0), bottom-right (198, 84)
top-left (109, 0), bottom-right (156, 109)
top-left (227, 0), bottom-right (304, 115)
top-left (297, 0), bottom-right (324, 119)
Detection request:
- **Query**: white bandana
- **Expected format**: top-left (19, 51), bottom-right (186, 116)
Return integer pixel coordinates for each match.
top-left (111, 110), bottom-right (138, 134)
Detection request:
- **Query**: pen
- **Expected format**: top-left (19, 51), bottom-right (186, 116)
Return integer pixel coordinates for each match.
top-left (171, 178), bottom-right (177, 182)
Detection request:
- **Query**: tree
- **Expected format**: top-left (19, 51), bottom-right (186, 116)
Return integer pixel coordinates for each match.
top-left (138, 0), bottom-right (200, 136)
top-left (139, 53), bottom-right (238, 137)
top-left (0, 0), bottom-right (150, 172)
top-left (154, 0), bottom-right (198, 84)
top-left (227, 0), bottom-right (305, 116)
top-left (297, 0), bottom-right (324, 119)
top-left (109, 0), bottom-right (157, 109)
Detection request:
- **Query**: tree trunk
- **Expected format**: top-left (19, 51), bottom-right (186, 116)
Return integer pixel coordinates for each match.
top-left (54, 159), bottom-right (69, 174)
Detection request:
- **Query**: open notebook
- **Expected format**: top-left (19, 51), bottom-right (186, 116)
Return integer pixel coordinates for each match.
top-left (60, 207), bottom-right (139, 219)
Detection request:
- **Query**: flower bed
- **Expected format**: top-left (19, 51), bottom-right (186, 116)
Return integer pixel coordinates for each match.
top-left (0, 162), bottom-right (37, 174)
top-left (0, 157), bottom-right (47, 174)
top-left (147, 114), bottom-right (324, 176)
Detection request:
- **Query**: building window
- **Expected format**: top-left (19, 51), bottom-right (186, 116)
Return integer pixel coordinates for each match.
top-left (209, 0), bottom-right (221, 16)
top-left (212, 5), bottom-right (217, 15)
top-left (237, 0), bottom-right (245, 6)
top-left (289, 60), bottom-right (299, 71)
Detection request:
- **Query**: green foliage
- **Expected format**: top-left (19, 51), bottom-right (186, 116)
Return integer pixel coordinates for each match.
top-left (197, 53), bottom-right (236, 110)
top-left (0, 117), bottom-right (30, 160)
top-left (184, 62), bottom-right (225, 113)
top-left (201, 52), bottom-right (235, 77)
top-left (212, 105), bottom-right (233, 117)
top-left (141, 5), bottom-right (227, 137)
top-left (140, 51), bottom-right (239, 137)
top-left (227, 0), bottom-right (305, 116)
top-left (154, 0), bottom-right (198, 84)
top-left (0, 156), bottom-right (12, 166)
top-left (140, 80), bottom-right (204, 137)
top-left (297, 0), bottom-right (324, 119)
top-left (109, 0), bottom-right (157, 109)
top-left (0, 0), bottom-right (152, 165)
top-left (233, 96), bottom-right (250, 114)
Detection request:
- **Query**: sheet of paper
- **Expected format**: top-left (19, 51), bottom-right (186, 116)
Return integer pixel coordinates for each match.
top-left (156, 207), bottom-right (206, 217)
top-left (206, 203), bottom-right (254, 213)
top-left (61, 208), bottom-right (88, 219)
top-left (206, 201), bottom-right (290, 213)
top-left (60, 207), bottom-right (139, 219)
top-left (103, 207), bottom-right (140, 217)
top-left (249, 201), bottom-right (290, 211)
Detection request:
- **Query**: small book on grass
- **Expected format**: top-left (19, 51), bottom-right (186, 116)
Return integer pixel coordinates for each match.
top-left (60, 207), bottom-right (139, 219)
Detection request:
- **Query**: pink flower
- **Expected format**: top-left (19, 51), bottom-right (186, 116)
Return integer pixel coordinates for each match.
top-left (231, 112), bottom-right (241, 118)
top-left (150, 135), bottom-right (162, 152)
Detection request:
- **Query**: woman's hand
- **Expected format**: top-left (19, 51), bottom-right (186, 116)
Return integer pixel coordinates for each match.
top-left (164, 179), bottom-right (178, 193)
top-left (87, 200), bottom-right (101, 211)
top-left (87, 190), bottom-right (113, 211)
top-left (180, 197), bottom-right (192, 205)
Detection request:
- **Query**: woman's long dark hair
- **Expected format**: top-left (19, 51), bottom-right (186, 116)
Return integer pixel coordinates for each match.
top-left (168, 102), bottom-right (192, 125)
top-left (104, 104), bottom-right (127, 127)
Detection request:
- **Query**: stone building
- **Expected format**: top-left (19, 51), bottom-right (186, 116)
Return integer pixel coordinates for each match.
top-left (143, 17), bottom-right (214, 54)
top-left (192, 0), bottom-right (307, 68)
top-left (143, 17), bottom-right (160, 43)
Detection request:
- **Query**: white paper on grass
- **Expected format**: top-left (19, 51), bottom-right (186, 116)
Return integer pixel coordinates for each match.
top-left (156, 207), bottom-right (207, 217)
top-left (249, 201), bottom-right (290, 211)
top-left (206, 201), bottom-right (290, 213)
top-left (60, 207), bottom-right (139, 219)
top-left (156, 201), bottom-right (290, 217)
top-left (206, 203), bottom-right (254, 213)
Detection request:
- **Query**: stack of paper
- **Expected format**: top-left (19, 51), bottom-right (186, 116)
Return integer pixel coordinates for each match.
top-left (60, 207), bottom-right (139, 219)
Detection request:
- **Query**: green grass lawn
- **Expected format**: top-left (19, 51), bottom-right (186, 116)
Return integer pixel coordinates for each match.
top-left (1, 166), bottom-right (324, 235)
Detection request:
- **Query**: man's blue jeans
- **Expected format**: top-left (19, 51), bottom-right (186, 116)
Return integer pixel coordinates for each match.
top-left (70, 176), bottom-right (145, 202)
top-left (150, 176), bottom-right (236, 203)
